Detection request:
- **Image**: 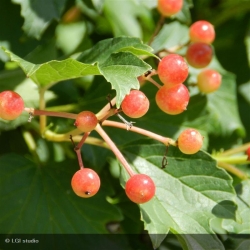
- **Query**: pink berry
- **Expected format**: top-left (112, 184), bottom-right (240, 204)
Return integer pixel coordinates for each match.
top-left (74, 111), bottom-right (98, 132)
top-left (155, 84), bottom-right (190, 115)
top-left (125, 174), bottom-right (155, 204)
top-left (186, 42), bottom-right (213, 68)
top-left (177, 128), bottom-right (203, 154)
top-left (157, 0), bottom-right (183, 17)
top-left (157, 54), bottom-right (189, 88)
top-left (121, 90), bottom-right (150, 118)
top-left (71, 168), bottom-right (100, 198)
top-left (246, 147), bottom-right (250, 161)
top-left (189, 20), bottom-right (215, 44)
top-left (197, 69), bottom-right (222, 93)
top-left (0, 90), bottom-right (24, 120)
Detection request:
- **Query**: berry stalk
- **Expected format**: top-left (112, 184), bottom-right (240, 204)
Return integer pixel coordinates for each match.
top-left (95, 123), bottom-right (135, 177)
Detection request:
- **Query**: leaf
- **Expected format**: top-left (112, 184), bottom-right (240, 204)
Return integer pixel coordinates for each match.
top-left (77, 36), bottom-right (157, 64)
top-left (99, 52), bottom-right (152, 107)
top-left (12, 0), bottom-right (67, 39)
top-left (0, 154), bottom-right (122, 234)
top-left (119, 139), bottom-right (237, 249)
top-left (222, 180), bottom-right (250, 233)
top-left (1, 47), bottom-right (100, 88)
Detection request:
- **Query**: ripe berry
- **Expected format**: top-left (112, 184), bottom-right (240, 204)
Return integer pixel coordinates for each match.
top-left (186, 42), bottom-right (213, 68)
top-left (157, 0), bottom-right (183, 17)
top-left (157, 54), bottom-right (189, 88)
top-left (71, 168), bottom-right (100, 198)
top-left (189, 20), bottom-right (215, 44)
top-left (0, 90), bottom-right (24, 120)
top-left (121, 90), bottom-right (149, 118)
top-left (177, 128), bottom-right (203, 154)
top-left (125, 174), bottom-right (155, 204)
top-left (74, 111), bottom-right (98, 132)
top-left (155, 84), bottom-right (190, 115)
top-left (246, 147), bottom-right (250, 161)
top-left (197, 69), bottom-right (222, 93)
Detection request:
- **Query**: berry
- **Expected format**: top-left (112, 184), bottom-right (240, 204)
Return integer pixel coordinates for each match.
top-left (157, 0), bottom-right (183, 17)
top-left (246, 147), bottom-right (250, 161)
top-left (121, 90), bottom-right (149, 118)
top-left (0, 90), bottom-right (24, 120)
top-left (155, 84), bottom-right (190, 115)
top-left (125, 174), bottom-right (155, 204)
top-left (189, 20), bottom-right (215, 44)
top-left (177, 128), bottom-right (203, 154)
top-left (157, 54), bottom-right (189, 88)
top-left (197, 69), bottom-right (222, 93)
top-left (186, 42), bottom-right (213, 68)
top-left (71, 168), bottom-right (100, 198)
top-left (74, 111), bottom-right (98, 132)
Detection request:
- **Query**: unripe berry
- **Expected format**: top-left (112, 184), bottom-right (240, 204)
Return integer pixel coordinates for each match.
top-left (71, 168), bottom-right (100, 198)
top-left (177, 128), bottom-right (203, 154)
top-left (0, 90), bottom-right (24, 120)
top-left (125, 174), bottom-right (155, 204)
top-left (186, 42), bottom-right (213, 68)
top-left (155, 84), bottom-right (190, 115)
top-left (197, 69), bottom-right (222, 93)
top-left (121, 90), bottom-right (149, 118)
top-left (157, 0), bottom-right (183, 17)
top-left (157, 54), bottom-right (189, 88)
top-left (189, 20), bottom-right (215, 44)
top-left (74, 111), bottom-right (98, 132)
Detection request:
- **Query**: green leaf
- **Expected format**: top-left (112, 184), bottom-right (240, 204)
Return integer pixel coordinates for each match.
top-left (12, 0), bottom-right (67, 39)
top-left (77, 36), bottom-right (157, 64)
top-left (222, 180), bottom-right (250, 233)
top-left (1, 47), bottom-right (100, 88)
top-left (99, 52), bottom-right (151, 107)
top-left (0, 154), bottom-right (122, 234)
top-left (120, 139), bottom-right (237, 249)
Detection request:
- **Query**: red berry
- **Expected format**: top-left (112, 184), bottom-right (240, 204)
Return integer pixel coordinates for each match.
top-left (125, 174), bottom-right (155, 204)
top-left (121, 90), bottom-right (149, 118)
top-left (197, 69), bottom-right (222, 93)
top-left (155, 84), bottom-right (190, 115)
top-left (246, 147), bottom-right (250, 161)
top-left (71, 168), bottom-right (100, 198)
top-left (157, 54), bottom-right (189, 88)
top-left (157, 0), bottom-right (183, 17)
top-left (74, 111), bottom-right (98, 132)
top-left (189, 20), bottom-right (215, 44)
top-left (0, 90), bottom-right (24, 120)
top-left (177, 128), bottom-right (203, 154)
top-left (186, 42), bottom-right (213, 68)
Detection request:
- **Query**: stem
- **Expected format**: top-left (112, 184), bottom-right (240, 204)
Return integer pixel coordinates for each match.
top-left (24, 108), bottom-right (77, 119)
top-left (96, 96), bottom-right (117, 120)
top-left (39, 88), bottom-right (47, 134)
top-left (145, 76), bottom-right (162, 89)
top-left (102, 120), bottom-right (177, 146)
top-left (219, 142), bottom-right (250, 156)
top-left (213, 155), bottom-right (250, 165)
top-left (148, 15), bottom-right (165, 45)
top-left (95, 123), bottom-right (135, 177)
top-left (217, 161), bottom-right (249, 180)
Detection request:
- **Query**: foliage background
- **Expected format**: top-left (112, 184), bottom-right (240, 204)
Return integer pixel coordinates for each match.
top-left (0, 0), bottom-right (249, 249)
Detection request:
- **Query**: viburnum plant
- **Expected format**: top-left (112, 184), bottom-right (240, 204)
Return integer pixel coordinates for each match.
top-left (0, 0), bottom-right (249, 249)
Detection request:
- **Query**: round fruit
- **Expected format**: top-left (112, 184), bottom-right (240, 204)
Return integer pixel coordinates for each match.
top-left (186, 42), bottom-right (213, 68)
top-left (0, 90), bottom-right (24, 120)
top-left (125, 174), bottom-right (155, 204)
top-left (189, 20), bottom-right (215, 44)
top-left (177, 128), bottom-right (203, 154)
top-left (157, 0), bottom-right (183, 17)
top-left (74, 111), bottom-right (98, 132)
top-left (71, 168), bottom-right (100, 198)
top-left (157, 54), bottom-right (189, 88)
top-left (197, 69), bottom-right (222, 93)
top-left (155, 84), bottom-right (190, 115)
top-left (121, 90), bottom-right (149, 118)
